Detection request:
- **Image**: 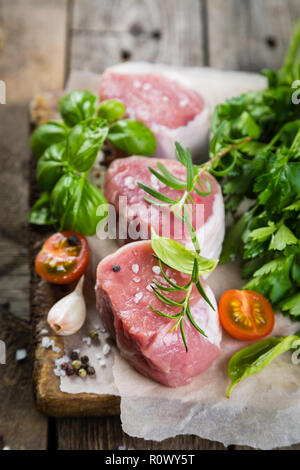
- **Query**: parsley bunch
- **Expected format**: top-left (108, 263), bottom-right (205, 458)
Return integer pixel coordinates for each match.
top-left (211, 19), bottom-right (300, 319)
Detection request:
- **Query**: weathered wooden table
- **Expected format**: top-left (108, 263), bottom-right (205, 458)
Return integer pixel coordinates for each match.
top-left (1, 0), bottom-right (300, 450)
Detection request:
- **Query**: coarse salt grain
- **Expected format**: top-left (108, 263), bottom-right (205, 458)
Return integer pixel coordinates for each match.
top-left (133, 80), bottom-right (141, 88)
top-left (15, 349), bottom-right (27, 361)
top-left (152, 265), bottom-right (160, 275)
top-left (124, 176), bottom-right (135, 190)
top-left (52, 345), bottom-right (61, 354)
top-left (133, 276), bottom-right (140, 283)
top-left (40, 328), bottom-right (48, 335)
top-left (179, 98), bottom-right (189, 107)
top-left (96, 353), bottom-right (102, 360)
top-left (132, 264), bottom-right (139, 274)
top-left (146, 284), bottom-right (153, 292)
top-left (134, 292), bottom-right (143, 304)
top-left (143, 82), bottom-right (151, 91)
top-left (103, 344), bottom-right (111, 356)
top-left (42, 337), bottom-right (52, 349)
top-left (100, 360), bottom-right (106, 367)
top-left (162, 95), bottom-right (169, 102)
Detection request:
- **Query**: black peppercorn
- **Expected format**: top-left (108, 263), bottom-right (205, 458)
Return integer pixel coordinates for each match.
top-left (66, 366), bottom-right (75, 376)
top-left (81, 355), bottom-right (89, 365)
top-left (67, 235), bottom-right (80, 246)
top-left (87, 366), bottom-right (96, 376)
top-left (112, 264), bottom-right (121, 272)
top-left (70, 350), bottom-right (79, 361)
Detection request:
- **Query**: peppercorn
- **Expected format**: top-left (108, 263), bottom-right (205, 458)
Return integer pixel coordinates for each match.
top-left (61, 362), bottom-right (69, 371)
top-left (87, 366), bottom-right (95, 376)
top-left (70, 350), bottom-right (79, 361)
top-left (78, 368), bottom-right (87, 377)
top-left (112, 264), bottom-right (121, 272)
top-left (89, 330), bottom-right (99, 341)
top-left (72, 360), bottom-right (82, 370)
top-left (81, 355), bottom-right (89, 365)
top-left (67, 235), bottom-right (80, 246)
top-left (66, 366), bottom-right (75, 376)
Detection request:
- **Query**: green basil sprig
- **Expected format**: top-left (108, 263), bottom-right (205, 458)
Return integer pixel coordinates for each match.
top-left (29, 90), bottom-right (157, 235)
top-left (227, 330), bottom-right (300, 397)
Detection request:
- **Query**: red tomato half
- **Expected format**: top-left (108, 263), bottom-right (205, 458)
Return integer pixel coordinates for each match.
top-left (218, 289), bottom-right (275, 341)
top-left (35, 231), bottom-right (90, 284)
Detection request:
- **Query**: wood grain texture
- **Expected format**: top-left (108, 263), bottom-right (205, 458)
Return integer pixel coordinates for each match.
top-left (207, 0), bottom-right (300, 71)
top-left (56, 416), bottom-right (226, 450)
top-left (0, 0), bottom-right (68, 103)
top-left (0, 307), bottom-right (47, 450)
top-left (69, 0), bottom-right (204, 73)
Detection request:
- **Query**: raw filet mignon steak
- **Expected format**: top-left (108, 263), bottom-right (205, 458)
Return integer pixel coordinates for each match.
top-left (100, 64), bottom-right (210, 161)
top-left (104, 156), bottom-right (225, 260)
top-left (95, 240), bottom-right (222, 387)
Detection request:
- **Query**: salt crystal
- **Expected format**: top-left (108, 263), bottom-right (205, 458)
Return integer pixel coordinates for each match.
top-left (73, 349), bottom-right (80, 354)
top-left (82, 337), bottom-right (92, 346)
top-left (40, 328), bottom-right (48, 335)
top-left (133, 277), bottom-right (140, 283)
top-left (150, 173), bottom-right (161, 190)
top-left (55, 355), bottom-right (69, 367)
top-left (100, 360), bottom-right (106, 367)
top-left (133, 80), bottom-right (141, 88)
top-left (146, 284), bottom-right (153, 292)
top-left (134, 292), bottom-right (143, 304)
top-left (124, 176), bottom-right (135, 190)
top-left (54, 367), bottom-right (65, 377)
top-left (96, 353), bottom-right (102, 360)
top-left (170, 278), bottom-right (177, 285)
top-left (52, 345), bottom-right (61, 354)
top-left (103, 344), bottom-right (111, 356)
top-left (162, 95), bottom-right (169, 102)
top-left (152, 265), bottom-right (161, 275)
top-left (42, 337), bottom-right (52, 349)
top-left (132, 264), bottom-right (139, 274)
top-left (180, 98), bottom-right (189, 107)
top-left (143, 83), bottom-right (151, 91)
top-left (15, 349), bottom-right (27, 361)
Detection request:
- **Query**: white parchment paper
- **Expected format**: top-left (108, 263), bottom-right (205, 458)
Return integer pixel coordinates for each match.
top-left (58, 65), bottom-right (300, 449)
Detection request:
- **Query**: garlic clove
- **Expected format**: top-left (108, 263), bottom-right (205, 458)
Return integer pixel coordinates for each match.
top-left (47, 276), bottom-right (86, 336)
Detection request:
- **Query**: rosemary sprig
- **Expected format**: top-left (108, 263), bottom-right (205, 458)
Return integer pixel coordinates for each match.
top-left (138, 140), bottom-right (252, 253)
top-left (150, 230), bottom-right (218, 351)
top-left (149, 256), bottom-right (208, 352)
top-left (138, 141), bottom-right (251, 350)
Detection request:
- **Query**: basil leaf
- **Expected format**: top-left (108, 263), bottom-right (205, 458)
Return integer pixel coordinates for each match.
top-left (151, 228), bottom-right (218, 276)
top-left (51, 173), bottom-right (108, 236)
top-left (58, 90), bottom-right (97, 127)
top-left (28, 192), bottom-right (57, 226)
top-left (67, 118), bottom-right (109, 172)
top-left (107, 119), bottom-right (156, 156)
top-left (37, 143), bottom-right (67, 191)
top-left (227, 331), bottom-right (300, 397)
top-left (97, 99), bottom-right (125, 122)
top-left (30, 121), bottom-right (68, 158)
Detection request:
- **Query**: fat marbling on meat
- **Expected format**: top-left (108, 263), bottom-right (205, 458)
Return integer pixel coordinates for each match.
top-left (95, 240), bottom-right (222, 387)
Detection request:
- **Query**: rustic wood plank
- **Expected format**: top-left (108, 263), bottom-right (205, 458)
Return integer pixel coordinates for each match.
top-left (69, 0), bottom-right (204, 74)
top-left (0, 0), bottom-right (68, 103)
top-left (0, 306), bottom-right (47, 450)
top-left (57, 416), bottom-right (226, 450)
top-left (207, 0), bottom-right (300, 71)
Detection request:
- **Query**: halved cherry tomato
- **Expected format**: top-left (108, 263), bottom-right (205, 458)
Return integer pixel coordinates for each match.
top-left (218, 289), bottom-right (274, 341)
top-left (35, 231), bottom-right (90, 284)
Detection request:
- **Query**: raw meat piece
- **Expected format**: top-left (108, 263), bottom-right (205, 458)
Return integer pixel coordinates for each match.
top-left (104, 156), bottom-right (225, 260)
top-left (95, 240), bottom-right (222, 387)
top-left (100, 66), bottom-right (210, 161)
